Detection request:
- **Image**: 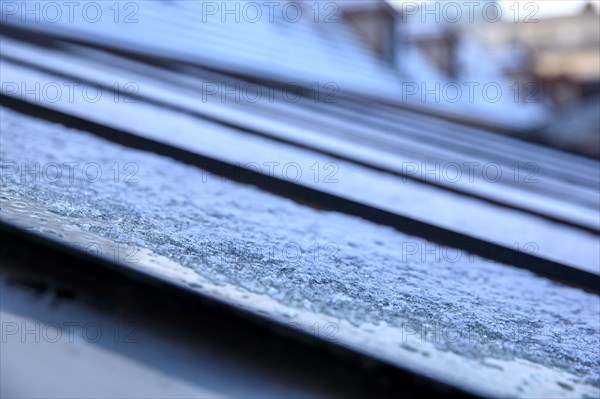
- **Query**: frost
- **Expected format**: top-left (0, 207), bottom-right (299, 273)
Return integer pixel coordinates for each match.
top-left (1, 108), bottom-right (598, 394)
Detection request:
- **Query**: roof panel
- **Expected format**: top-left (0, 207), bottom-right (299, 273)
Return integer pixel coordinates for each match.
top-left (1, 108), bottom-right (599, 398)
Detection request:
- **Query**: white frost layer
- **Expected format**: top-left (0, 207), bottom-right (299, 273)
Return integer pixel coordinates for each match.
top-left (1, 108), bottom-right (599, 397)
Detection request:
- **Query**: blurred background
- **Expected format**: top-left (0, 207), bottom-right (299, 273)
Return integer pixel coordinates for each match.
top-left (345, 0), bottom-right (600, 157)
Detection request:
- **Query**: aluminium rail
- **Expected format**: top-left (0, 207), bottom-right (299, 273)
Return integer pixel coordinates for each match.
top-left (0, 220), bottom-right (479, 398)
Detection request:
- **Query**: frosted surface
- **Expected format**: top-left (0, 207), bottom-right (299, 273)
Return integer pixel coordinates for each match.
top-left (1, 108), bottom-right (598, 397)
top-left (2, 57), bottom-right (598, 271)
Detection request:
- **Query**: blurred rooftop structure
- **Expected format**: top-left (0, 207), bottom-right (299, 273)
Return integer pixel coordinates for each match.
top-left (477, 1), bottom-right (600, 102)
top-left (342, 0), bottom-right (600, 156)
